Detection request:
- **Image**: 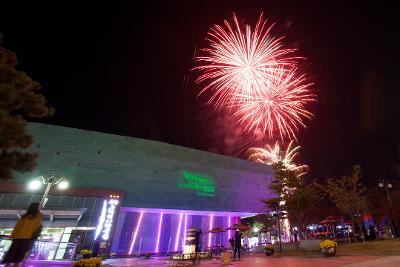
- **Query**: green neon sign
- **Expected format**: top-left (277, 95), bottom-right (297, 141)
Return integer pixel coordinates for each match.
top-left (177, 171), bottom-right (215, 197)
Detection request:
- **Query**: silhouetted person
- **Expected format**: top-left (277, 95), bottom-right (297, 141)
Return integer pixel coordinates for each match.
top-left (293, 229), bottom-right (298, 242)
top-left (73, 235), bottom-right (81, 259)
top-left (194, 230), bottom-right (201, 253)
top-left (92, 239), bottom-right (100, 257)
top-left (2, 202), bottom-right (42, 267)
top-left (192, 230), bottom-right (201, 263)
top-left (233, 230), bottom-right (242, 261)
top-left (369, 225), bottom-right (377, 241)
top-left (229, 237), bottom-right (234, 250)
top-left (392, 223), bottom-right (399, 238)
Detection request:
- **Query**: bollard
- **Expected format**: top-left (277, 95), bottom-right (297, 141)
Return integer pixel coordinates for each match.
top-left (138, 237), bottom-right (142, 256)
top-left (167, 237), bottom-right (171, 255)
top-left (221, 251), bottom-right (230, 265)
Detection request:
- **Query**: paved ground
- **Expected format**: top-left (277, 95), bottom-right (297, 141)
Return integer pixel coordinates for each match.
top-left (0, 259), bottom-right (71, 267)
top-left (103, 255), bottom-right (400, 267)
top-left (2, 255), bottom-right (400, 266)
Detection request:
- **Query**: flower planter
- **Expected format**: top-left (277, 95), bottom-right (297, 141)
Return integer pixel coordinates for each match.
top-left (265, 249), bottom-right (274, 256)
top-left (321, 247), bottom-right (336, 257)
top-left (73, 257), bottom-right (102, 267)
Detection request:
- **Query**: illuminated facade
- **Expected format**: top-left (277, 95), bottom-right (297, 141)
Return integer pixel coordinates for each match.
top-left (0, 123), bottom-right (274, 256)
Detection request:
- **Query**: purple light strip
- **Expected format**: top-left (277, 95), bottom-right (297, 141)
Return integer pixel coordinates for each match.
top-left (128, 211), bottom-right (144, 255)
top-left (208, 215), bottom-right (213, 248)
top-left (155, 213), bottom-right (164, 253)
top-left (182, 213), bottom-right (188, 250)
top-left (228, 216), bottom-right (231, 239)
top-left (174, 213), bottom-right (183, 251)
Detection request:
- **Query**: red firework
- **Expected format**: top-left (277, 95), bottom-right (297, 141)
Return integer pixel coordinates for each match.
top-left (195, 13), bottom-right (298, 107)
top-left (194, 14), bottom-right (315, 140)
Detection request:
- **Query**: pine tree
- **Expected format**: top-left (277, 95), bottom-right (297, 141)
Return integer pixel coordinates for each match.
top-left (0, 40), bottom-right (53, 180)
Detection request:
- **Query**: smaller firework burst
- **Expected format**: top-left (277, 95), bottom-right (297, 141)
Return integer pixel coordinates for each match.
top-left (249, 141), bottom-right (308, 176)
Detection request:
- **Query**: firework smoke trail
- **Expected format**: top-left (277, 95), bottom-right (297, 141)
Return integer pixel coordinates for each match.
top-left (194, 13), bottom-right (298, 108)
top-left (232, 67), bottom-right (315, 141)
top-left (194, 13), bottom-right (315, 141)
top-left (249, 141), bottom-right (308, 176)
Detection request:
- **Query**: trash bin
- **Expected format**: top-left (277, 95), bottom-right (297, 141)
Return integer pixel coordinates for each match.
top-left (221, 251), bottom-right (230, 265)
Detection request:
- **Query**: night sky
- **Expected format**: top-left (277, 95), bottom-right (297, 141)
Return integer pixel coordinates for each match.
top-left (1, 1), bottom-right (399, 184)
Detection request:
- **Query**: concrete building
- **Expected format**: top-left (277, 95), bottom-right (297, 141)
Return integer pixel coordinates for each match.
top-left (0, 123), bottom-right (274, 259)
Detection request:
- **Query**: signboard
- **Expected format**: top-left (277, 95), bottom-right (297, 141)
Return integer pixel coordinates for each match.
top-left (177, 171), bottom-right (215, 197)
top-left (94, 195), bottom-right (120, 255)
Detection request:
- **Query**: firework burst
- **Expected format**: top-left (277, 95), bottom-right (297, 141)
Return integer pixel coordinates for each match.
top-left (249, 141), bottom-right (308, 175)
top-left (231, 67), bottom-right (314, 140)
top-left (194, 13), bottom-right (315, 140)
top-left (194, 13), bottom-right (298, 107)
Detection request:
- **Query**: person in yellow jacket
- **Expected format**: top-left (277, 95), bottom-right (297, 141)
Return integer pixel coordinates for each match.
top-left (2, 202), bottom-right (42, 266)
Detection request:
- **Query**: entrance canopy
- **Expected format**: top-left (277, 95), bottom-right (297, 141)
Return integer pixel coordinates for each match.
top-left (0, 208), bottom-right (87, 228)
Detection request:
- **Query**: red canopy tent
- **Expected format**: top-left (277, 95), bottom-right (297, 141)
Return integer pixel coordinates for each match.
top-left (207, 227), bottom-right (226, 233)
top-left (319, 216), bottom-right (342, 225)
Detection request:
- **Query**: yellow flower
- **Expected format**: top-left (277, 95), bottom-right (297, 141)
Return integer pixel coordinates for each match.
top-left (264, 244), bottom-right (274, 250)
top-left (319, 239), bottom-right (338, 249)
top-left (73, 256), bottom-right (103, 267)
top-left (80, 249), bottom-right (93, 255)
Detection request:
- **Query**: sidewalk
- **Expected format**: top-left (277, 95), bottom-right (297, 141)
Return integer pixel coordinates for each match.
top-left (0, 259), bottom-right (72, 267)
top-left (103, 257), bottom-right (181, 266)
top-left (102, 255), bottom-right (400, 267)
top-left (2, 255), bottom-right (400, 267)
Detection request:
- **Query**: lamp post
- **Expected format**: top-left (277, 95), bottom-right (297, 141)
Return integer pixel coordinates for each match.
top-left (276, 208), bottom-right (283, 253)
top-left (28, 172), bottom-right (69, 208)
top-left (378, 179), bottom-right (398, 237)
top-left (271, 179), bottom-right (283, 254)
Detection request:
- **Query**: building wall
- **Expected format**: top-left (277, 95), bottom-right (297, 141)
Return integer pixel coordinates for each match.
top-left (111, 209), bottom-right (240, 255)
top-left (11, 123), bottom-right (274, 214)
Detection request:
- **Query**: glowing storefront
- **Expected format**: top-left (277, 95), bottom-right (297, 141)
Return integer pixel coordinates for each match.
top-left (0, 123), bottom-right (274, 256)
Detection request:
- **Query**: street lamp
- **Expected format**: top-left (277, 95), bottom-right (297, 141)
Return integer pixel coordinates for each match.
top-left (28, 172), bottom-right (69, 208)
top-left (28, 180), bottom-right (42, 190)
top-left (57, 180), bottom-right (69, 190)
top-left (378, 179), bottom-right (398, 237)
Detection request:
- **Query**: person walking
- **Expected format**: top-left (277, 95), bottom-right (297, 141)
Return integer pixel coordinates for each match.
top-left (1, 202), bottom-right (42, 267)
top-left (368, 225), bottom-right (377, 240)
top-left (233, 230), bottom-right (242, 261)
top-left (192, 229), bottom-right (201, 264)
